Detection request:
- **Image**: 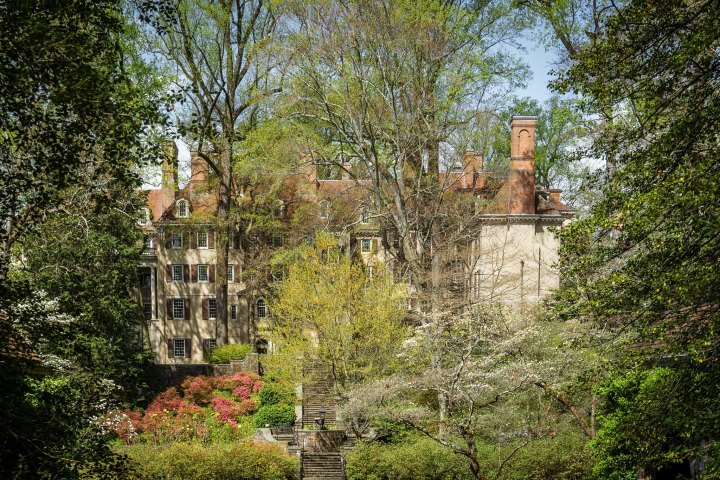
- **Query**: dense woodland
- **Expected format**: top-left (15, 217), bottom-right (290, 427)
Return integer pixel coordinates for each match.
top-left (1, 0), bottom-right (718, 479)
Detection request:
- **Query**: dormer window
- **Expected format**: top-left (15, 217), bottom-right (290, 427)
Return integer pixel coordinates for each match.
top-left (137, 208), bottom-right (151, 226)
top-left (176, 200), bottom-right (189, 218)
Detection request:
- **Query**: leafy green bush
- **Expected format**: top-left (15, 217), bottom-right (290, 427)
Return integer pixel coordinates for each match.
top-left (259, 383), bottom-right (296, 407)
top-left (121, 441), bottom-right (298, 480)
top-left (476, 429), bottom-right (592, 480)
top-left (254, 404), bottom-right (296, 428)
top-left (346, 437), bottom-right (471, 480)
top-left (207, 343), bottom-right (253, 364)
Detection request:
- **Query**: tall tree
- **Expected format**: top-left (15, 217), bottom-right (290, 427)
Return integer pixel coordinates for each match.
top-left (143, 0), bottom-right (286, 344)
top-left (0, 0), bottom-right (163, 476)
top-left (288, 0), bottom-right (529, 318)
top-left (552, 0), bottom-right (720, 477)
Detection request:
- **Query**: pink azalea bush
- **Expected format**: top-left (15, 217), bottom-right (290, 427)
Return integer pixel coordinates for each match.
top-left (106, 372), bottom-right (266, 444)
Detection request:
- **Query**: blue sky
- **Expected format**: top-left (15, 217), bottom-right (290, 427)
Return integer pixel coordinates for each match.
top-left (515, 38), bottom-right (555, 103)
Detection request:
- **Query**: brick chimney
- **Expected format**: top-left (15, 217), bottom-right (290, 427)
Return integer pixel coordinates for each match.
top-left (161, 140), bottom-right (179, 191)
top-left (189, 151), bottom-right (209, 191)
top-left (462, 150), bottom-right (484, 189)
top-left (508, 116), bottom-right (537, 214)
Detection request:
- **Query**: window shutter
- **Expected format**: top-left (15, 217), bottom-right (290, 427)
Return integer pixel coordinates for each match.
top-left (183, 264), bottom-right (190, 282)
top-left (233, 232), bottom-right (241, 249)
top-left (150, 237), bottom-right (155, 249)
top-left (165, 264), bottom-right (172, 283)
top-left (373, 239), bottom-right (379, 252)
top-left (191, 264), bottom-right (198, 283)
top-left (165, 232), bottom-right (172, 249)
top-left (349, 237), bottom-right (357, 255)
top-left (184, 298), bottom-right (191, 320)
top-left (167, 298), bottom-right (173, 320)
top-left (184, 339), bottom-right (192, 358)
top-left (228, 230), bottom-right (234, 250)
top-left (208, 232), bottom-right (215, 249)
top-left (190, 230), bottom-right (197, 249)
top-left (202, 298), bottom-right (209, 320)
top-left (167, 338), bottom-right (174, 358)
top-left (209, 265), bottom-right (215, 283)
top-left (203, 339), bottom-right (209, 358)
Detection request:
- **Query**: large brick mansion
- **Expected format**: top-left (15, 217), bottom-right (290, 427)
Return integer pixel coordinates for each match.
top-left (137, 116), bottom-right (572, 364)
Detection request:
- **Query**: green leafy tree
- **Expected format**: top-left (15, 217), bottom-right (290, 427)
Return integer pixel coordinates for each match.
top-left (551, 0), bottom-right (720, 477)
top-left (0, 1), bottom-right (163, 476)
top-left (142, 0), bottom-right (288, 344)
top-left (269, 232), bottom-right (409, 391)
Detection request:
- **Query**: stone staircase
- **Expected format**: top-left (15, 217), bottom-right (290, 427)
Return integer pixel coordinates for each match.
top-left (302, 365), bottom-right (338, 428)
top-left (302, 453), bottom-right (344, 480)
top-left (300, 364), bottom-right (346, 480)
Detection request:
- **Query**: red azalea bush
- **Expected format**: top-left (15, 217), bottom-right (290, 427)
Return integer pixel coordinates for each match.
top-left (106, 372), bottom-right (266, 444)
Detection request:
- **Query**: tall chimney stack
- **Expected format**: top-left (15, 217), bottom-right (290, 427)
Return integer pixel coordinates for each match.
top-left (189, 151), bottom-right (209, 191)
top-left (508, 116), bottom-right (537, 214)
top-left (161, 140), bottom-right (179, 191)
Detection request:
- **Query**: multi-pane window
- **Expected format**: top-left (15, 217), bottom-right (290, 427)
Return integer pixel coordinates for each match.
top-left (197, 232), bottom-right (208, 249)
top-left (208, 299), bottom-right (217, 319)
top-left (257, 299), bottom-right (267, 318)
top-left (228, 264), bottom-right (234, 282)
top-left (140, 273), bottom-right (151, 287)
top-left (207, 338), bottom-right (217, 350)
top-left (173, 338), bottom-right (186, 357)
top-left (366, 265), bottom-right (374, 278)
top-left (172, 264), bottom-right (184, 282)
top-left (198, 264), bottom-right (209, 282)
top-left (171, 233), bottom-right (183, 249)
top-left (360, 238), bottom-right (372, 253)
top-left (177, 200), bottom-right (189, 218)
top-left (143, 301), bottom-right (152, 319)
top-left (173, 299), bottom-right (185, 319)
top-left (144, 237), bottom-right (153, 249)
top-left (231, 304), bottom-right (237, 320)
top-left (271, 234), bottom-right (283, 248)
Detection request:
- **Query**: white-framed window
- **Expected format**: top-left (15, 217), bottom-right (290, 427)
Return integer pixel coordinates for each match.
top-left (207, 338), bottom-right (217, 350)
top-left (360, 238), bottom-right (372, 253)
top-left (208, 298), bottom-right (217, 319)
top-left (138, 207), bottom-right (151, 225)
top-left (271, 234), bottom-right (283, 248)
top-left (173, 338), bottom-right (186, 357)
top-left (144, 237), bottom-right (153, 249)
top-left (228, 264), bottom-right (234, 282)
top-left (197, 231), bottom-right (208, 249)
top-left (257, 299), bottom-right (267, 318)
top-left (271, 269), bottom-right (283, 283)
top-left (231, 304), bottom-right (237, 320)
top-left (176, 200), bottom-right (189, 218)
top-left (198, 264), bottom-right (209, 282)
top-left (172, 264), bottom-right (184, 282)
top-left (366, 265), bottom-right (374, 278)
top-left (173, 299), bottom-right (185, 320)
top-left (143, 301), bottom-right (152, 319)
top-left (171, 233), bottom-right (183, 249)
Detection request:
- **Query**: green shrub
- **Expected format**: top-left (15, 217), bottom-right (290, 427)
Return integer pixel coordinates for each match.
top-left (259, 383), bottom-right (296, 407)
top-left (346, 437), bottom-right (471, 480)
top-left (207, 344), bottom-right (253, 364)
top-left (121, 441), bottom-right (298, 480)
top-left (254, 404), bottom-right (296, 428)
